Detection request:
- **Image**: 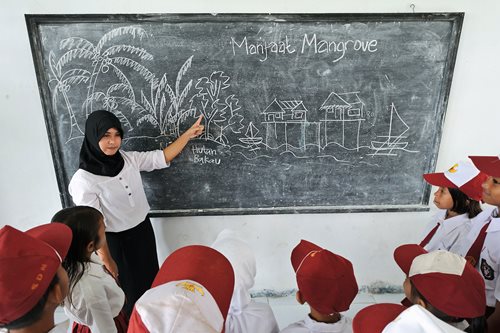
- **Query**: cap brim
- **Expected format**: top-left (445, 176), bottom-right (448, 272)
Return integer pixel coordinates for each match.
top-left (469, 156), bottom-right (500, 177)
top-left (25, 224), bottom-right (72, 262)
top-left (152, 245), bottom-right (235, 320)
top-left (423, 173), bottom-right (457, 189)
top-left (353, 303), bottom-right (406, 333)
top-left (393, 244), bottom-right (427, 275)
top-left (291, 239), bottom-right (323, 272)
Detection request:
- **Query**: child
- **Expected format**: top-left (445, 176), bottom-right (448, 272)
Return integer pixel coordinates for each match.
top-left (127, 245), bottom-right (235, 333)
top-left (280, 239), bottom-right (358, 333)
top-left (211, 229), bottom-right (279, 333)
top-left (420, 160), bottom-right (486, 253)
top-left (51, 206), bottom-right (127, 333)
top-left (393, 244), bottom-right (486, 332)
top-left (69, 110), bottom-right (204, 315)
top-left (0, 223), bottom-right (72, 333)
top-left (466, 155), bottom-right (500, 331)
top-left (353, 303), bottom-right (464, 333)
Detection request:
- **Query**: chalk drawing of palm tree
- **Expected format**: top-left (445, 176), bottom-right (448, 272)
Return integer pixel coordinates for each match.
top-left (48, 51), bottom-right (90, 141)
top-left (58, 26), bottom-right (155, 117)
top-left (137, 56), bottom-right (194, 137)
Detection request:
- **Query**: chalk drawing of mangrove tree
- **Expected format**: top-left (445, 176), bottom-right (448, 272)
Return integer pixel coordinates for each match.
top-left (188, 71), bottom-right (245, 144)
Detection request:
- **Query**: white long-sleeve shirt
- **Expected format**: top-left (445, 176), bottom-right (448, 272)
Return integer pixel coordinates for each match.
top-left (69, 150), bottom-right (169, 232)
top-left (63, 254), bottom-right (125, 333)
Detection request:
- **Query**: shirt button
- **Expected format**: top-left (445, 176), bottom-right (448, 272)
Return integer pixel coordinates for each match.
top-left (119, 177), bottom-right (122, 180)
top-left (125, 186), bottom-right (129, 189)
top-left (128, 193), bottom-right (131, 196)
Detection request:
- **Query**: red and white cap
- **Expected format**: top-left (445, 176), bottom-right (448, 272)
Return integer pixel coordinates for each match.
top-left (291, 240), bottom-right (358, 314)
top-left (128, 245), bottom-right (235, 333)
top-left (0, 224), bottom-right (72, 325)
top-left (353, 304), bottom-right (464, 333)
top-left (394, 244), bottom-right (485, 318)
top-left (469, 155), bottom-right (500, 178)
top-left (423, 160), bottom-right (488, 201)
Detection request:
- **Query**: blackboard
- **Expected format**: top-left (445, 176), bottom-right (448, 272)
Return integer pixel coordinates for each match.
top-left (26, 13), bottom-right (463, 216)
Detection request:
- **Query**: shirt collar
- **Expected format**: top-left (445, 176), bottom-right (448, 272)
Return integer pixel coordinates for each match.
top-left (439, 213), bottom-right (469, 233)
top-left (303, 314), bottom-right (350, 332)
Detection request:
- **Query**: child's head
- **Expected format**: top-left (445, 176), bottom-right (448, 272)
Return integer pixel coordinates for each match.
top-left (129, 245), bottom-right (235, 333)
top-left (394, 244), bottom-right (485, 320)
top-left (291, 240), bottom-right (358, 316)
top-left (424, 160), bottom-right (486, 217)
top-left (469, 155), bottom-right (500, 207)
top-left (51, 206), bottom-right (105, 258)
top-left (211, 229), bottom-right (256, 313)
top-left (0, 224), bottom-right (72, 330)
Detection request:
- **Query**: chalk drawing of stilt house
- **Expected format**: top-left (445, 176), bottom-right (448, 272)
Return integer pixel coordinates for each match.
top-left (319, 92), bottom-right (365, 150)
top-left (262, 98), bottom-right (312, 150)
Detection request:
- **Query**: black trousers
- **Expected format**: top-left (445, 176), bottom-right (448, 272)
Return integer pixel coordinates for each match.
top-left (106, 216), bottom-right (159, 316)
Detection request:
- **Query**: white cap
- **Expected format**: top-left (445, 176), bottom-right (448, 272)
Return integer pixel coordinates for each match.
top-left (134, 280), bottom-right (224, 333)
top-left (382, 305), bottom-right (464, 333)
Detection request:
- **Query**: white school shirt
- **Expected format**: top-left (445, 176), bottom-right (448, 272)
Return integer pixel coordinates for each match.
top-left (478, 216), bottom-right (500, 307)
top-left (280, 315), bottom-right (353, 333)
top-left (69, 150), bottom-right (169, 232)
top-left (63, 254), bottom-right (125, 333)
top-left (455, 207), bottom-right (496, 257)
top-left (421, 209), bottom-right (470, 254)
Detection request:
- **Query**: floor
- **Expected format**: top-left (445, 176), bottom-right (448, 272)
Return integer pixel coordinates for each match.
top-left (53, 292), bottom-right (404, 331)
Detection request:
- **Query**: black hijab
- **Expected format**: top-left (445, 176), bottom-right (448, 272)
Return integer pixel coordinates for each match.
top-left (79, 110), bottom-right (125, 177)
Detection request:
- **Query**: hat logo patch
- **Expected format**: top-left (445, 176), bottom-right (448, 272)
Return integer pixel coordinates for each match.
top-left (31, 263), bottom-right (48, 290)
top-left (448, 164), bottom-right (459, 173)
top-left (176, 281), bottom-right (205, 296)
top-left (481, 259), bottom-right (495, 281)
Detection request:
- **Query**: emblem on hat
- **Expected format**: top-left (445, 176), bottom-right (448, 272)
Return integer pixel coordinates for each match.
top-left (481, 258), bottom-right (495, 281)
top-left (448, 163), bottom-right (459, 173)
top-left (176, 281), bottom-right (205, 296)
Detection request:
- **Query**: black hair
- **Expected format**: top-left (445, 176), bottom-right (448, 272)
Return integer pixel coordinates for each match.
top-left (51, 206), bottom-right (103, 307)
top-left (0, 274), bottom-right (59, 329)
top-left (409, 280), bottom-right (486, 333)
top-left (447, 187), bottom-right (482, 219)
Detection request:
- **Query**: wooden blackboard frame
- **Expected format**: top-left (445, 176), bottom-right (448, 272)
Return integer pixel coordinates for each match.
top-left (26, 13), bottom-right (464, 216)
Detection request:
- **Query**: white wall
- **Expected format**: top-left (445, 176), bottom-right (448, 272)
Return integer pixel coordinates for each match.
top-left (1, 0), bottom-right (499, 293)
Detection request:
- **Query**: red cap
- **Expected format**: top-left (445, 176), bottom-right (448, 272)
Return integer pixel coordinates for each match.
top-left (423, 160), bottom-right (488, 201)
top-left (469, 155), bottom-right (500, 178)
top-left (0, 224), bottom-right (72, 325)
top-left (353, 303), bottom-right (406, 333)
top-left (394, 244), bottom-right (485, 318)
top-left (291, 240), bottom-right (358, 314)
top-left (151, 245), bottom-right (235, 321)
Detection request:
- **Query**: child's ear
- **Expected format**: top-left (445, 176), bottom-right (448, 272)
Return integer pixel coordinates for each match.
top-left (415, 297), bottom-right (427, 309)
top-left (87, 241), bottom-right (95, 253)
top-left (296, 290), bottom-right (306, 305)
top-left (47, 283), bottom-right (64, 305)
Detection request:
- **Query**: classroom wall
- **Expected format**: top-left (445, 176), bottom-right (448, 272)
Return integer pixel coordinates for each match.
top-left (1, 0), bottom-right (499, 293)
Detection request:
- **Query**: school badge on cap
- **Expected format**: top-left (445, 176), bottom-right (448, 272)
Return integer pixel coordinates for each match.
top-left (423, 160), bottom-right (487, 201)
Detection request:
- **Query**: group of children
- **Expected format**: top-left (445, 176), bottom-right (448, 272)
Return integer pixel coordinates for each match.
top-left (1, 156), bottom-right (500, 332)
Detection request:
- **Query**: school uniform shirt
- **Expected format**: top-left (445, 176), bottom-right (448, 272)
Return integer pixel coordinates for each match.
top-left (69, 150), bottom-right (169, 232)
top-left (456, 207), bottom-right (497, 257)
top-left (63, 254), bottom-right (126, 333)
top-left (478, 215), bottom-right (500, 307)
top-left (279, 314), bottom-right (353, 333)
top-left (421, 209), bottom-right (471, 254)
